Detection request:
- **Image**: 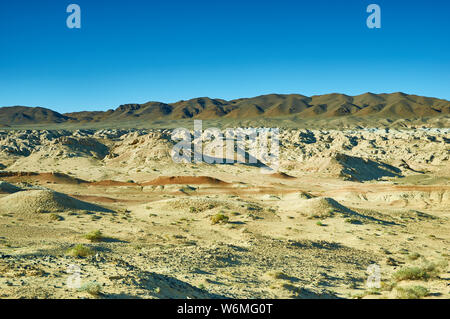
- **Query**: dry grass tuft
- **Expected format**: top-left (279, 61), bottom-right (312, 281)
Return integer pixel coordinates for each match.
top-left (84, 230), bottom-right (104, 242)
top-left (66, 244), bottom-right (94, 258)
top-left (396, 286), bottom-right (430, 299)
top-left (211, 213), bottom-right (229, 225)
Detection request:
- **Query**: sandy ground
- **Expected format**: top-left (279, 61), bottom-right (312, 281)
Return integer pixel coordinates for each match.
top-left (0, 128), bottom-right (449, 299)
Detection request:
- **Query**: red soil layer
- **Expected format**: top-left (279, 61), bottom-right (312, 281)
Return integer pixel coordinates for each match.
top-left (0, 171), bottom-right (87, 184)
top-left (141, 176), bottom-right (229, 186)
top-left (89, 180), bottom-right (137, 187)
top-left (0, 172), bottom-right (229, 188)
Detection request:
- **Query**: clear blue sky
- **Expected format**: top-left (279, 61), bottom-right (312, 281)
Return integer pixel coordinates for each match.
top-left (0, 0), bottom-right (449, 113)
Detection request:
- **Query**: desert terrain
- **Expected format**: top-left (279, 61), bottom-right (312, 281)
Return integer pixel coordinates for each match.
top-left (0, 93), bottom-right (449, 299)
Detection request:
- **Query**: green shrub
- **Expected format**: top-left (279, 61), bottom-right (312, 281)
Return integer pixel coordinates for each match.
top-left (49, 213), bottom-right (62, 221)
top-left (84, 230), bottom-right (104, 242)
top-left (211, 213), bottom-right (229, 225)
top-left (408, 252), bottom-right (421, 261)
top-left (396, 286), bottom-right (430, 299)
top-left (392, 264), bottom-right (440, 282)
top-left (316, 221), bottom-right (325, 226)
top-left (66, 244), bottom-right (94, 258)
top-left (393, 267), bottom-right (428, 281)
top-left (79, 282), bottom-right (102, 296)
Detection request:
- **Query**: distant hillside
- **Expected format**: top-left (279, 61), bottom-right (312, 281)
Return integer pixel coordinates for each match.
top-left (1, 93), bottom-right (449, 126)
top-left (0, 106), bottom-right (71, 125)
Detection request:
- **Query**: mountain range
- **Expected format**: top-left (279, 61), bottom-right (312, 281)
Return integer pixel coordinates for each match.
top-left (1, 92), bottom-right (449, 126)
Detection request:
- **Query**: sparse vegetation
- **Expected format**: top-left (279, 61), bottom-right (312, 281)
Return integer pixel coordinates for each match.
top-left (79, 282), bottom-right (102, 296)
top-left (345, 218), bottom-right (361, 225)
top-left (49, 213), bottom-right (62, 221)
top-left (316, 221), bottom-right (326, 226)
top-left (393, 264), bottom-right (440, 282)
top-left (66, 244), bottom-right (94, 258)
top-left (396, 286), bottom-right (430, 299)
top-left (380, 281), bottom-right (397, 292)
top-left (408, 252), bottom-right (421, 261)
top-left (211, 213), bottom-right (229, 225)
top-left (308, 206), bottom-right (335, 219)
top-left (267, 271), bottom-right (290, 280)
top-left (84, 230), bottom-right (104, 242)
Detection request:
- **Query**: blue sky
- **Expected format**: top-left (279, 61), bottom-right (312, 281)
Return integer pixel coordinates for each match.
top-left (0, 0), bottom-right (449, 113)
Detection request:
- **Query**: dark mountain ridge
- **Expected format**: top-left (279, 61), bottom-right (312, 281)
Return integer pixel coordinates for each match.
top-left (1, 92), bottom-right (449, 126)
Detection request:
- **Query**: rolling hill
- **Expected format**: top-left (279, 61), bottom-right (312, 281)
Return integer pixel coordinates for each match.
top-left (0, 106), bottom-right (71, 125)
top-left (1, 92), bottom-right (449, 126)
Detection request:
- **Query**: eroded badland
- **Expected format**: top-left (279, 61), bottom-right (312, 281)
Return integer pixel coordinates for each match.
top-left (0, 125), bottom-right (449, 299)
